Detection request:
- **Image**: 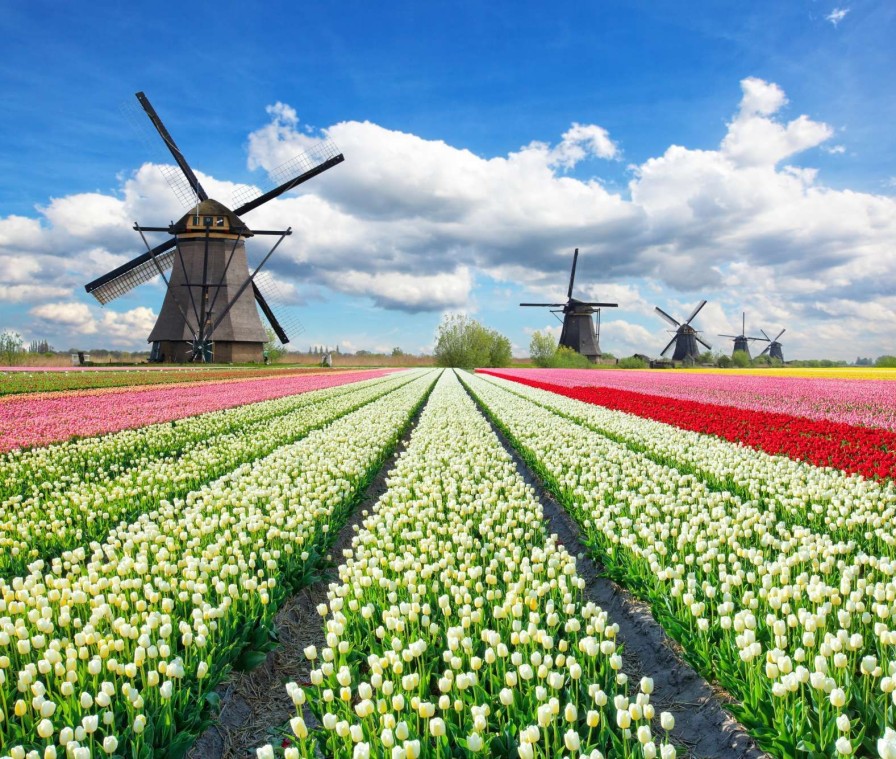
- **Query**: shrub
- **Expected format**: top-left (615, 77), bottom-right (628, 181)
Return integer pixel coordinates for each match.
top-left (529, 330), bottom-right (556, 367)
top-left (731, 350), bottom-right (750, 368)
top-left (434, 314), bottom-right (512, 369)
top-left (876, 355), bottom-right (896, 368)
top-left (550, 346), bottom-right (592, 368)
top-left (618, 356), bottom-right (648, 369)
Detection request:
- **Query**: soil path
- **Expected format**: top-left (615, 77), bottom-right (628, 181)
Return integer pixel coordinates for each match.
top-left (467, 381), bottom-right (769, 759)
top-left (187, 401), bottom-right (424, 758)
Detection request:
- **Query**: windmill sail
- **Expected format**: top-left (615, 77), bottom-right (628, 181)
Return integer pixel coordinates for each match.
top-left (84, 91), bottom-right (342, 362)
top-left (519, 248), bottom-right (618, 362)
top-left (86, 239), bottom-right (177, 305)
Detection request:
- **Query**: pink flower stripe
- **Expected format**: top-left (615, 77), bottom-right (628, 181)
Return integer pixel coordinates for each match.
top-left (488, 368), bottom-right (896, 430)
top-left (0, 369), bottom-right (395, 452)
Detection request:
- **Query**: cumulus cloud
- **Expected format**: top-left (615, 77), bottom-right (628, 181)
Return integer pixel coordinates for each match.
top-left (29, 302), bottom-right (157, 347)
top-left (1, 76), bottom-right (895, 358)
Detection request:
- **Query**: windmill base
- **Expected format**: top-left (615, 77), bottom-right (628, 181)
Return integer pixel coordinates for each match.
top-left (150, 340), bottom-right (264, 364)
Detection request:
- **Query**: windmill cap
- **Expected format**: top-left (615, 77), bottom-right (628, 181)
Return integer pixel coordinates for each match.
top-left (171, 199), bottom-right (253, 236)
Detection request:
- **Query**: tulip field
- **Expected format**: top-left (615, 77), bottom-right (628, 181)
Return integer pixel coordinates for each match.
top-left (1, 365), bottom-right (895, 758)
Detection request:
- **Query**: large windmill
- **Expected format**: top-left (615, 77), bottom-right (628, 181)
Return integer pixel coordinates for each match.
top-left (520, 248), bottom-right (618, 361)
top-left (757, 328), bottom-right (786, 362)
top-left (719, 312), bottom-right (765, 358)
top-left (84, 92), bottom-right (344, 363)
top-left (655, 300), bottom-right (711, 362)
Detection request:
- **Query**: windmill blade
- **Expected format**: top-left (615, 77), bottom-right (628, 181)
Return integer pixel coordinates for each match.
top-left (718, 334), bottom-right (739, 338)
top-left (252, 283), bottom-right (289, 344)
top-left (660, 335), bottom-right (677, 357)
top-left (760, 329), bottom-right (772, 342)
top-left (520, 303), bottom-right (565, 307)
top-left (135, 92), bottom-right (208, 205)
top-left (758, 343), bottom-right (771, 357)
top-left (233, 141), bottom-right (344, 216)
top-left (773, 328), bottom-right (786, 342)
top-left (84, 238), bottom-right (176, 304)
top-left (655, 306), bottom-right (681, 328)
top-left (577, 301), bottom-right (619, 307)
top-left (684, 299), bottom-right (708, 325)
top-left (567, 248), bottom-right (579, 299)
top-left (253, 270), bottom-right (306, 344)
top-left (696, 335), bottom-right (713, 351)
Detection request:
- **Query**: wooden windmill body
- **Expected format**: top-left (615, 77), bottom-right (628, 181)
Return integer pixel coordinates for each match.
top-left (719, 312), bottom-right (765, 359)
top-left (655, 300), bottom-right (711, 362)
top-left (520, 248), bottom-right (618, 362)
top-left (84, 92), bottom-right (343, 362)
top-left (758, 328), bottom-right (786, 362)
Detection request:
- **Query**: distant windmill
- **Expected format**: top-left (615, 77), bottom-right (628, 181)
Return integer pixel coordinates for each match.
top-left (520, 248), bottom-right (618, 361)
top-left (719, 313), bottom-right (765, 358)
top-left (655, 300), bottom-right (711, 362)
top-left (757, 328), bottom-right (786, 362)
top-left (84, 91), bottom-right (344, 363)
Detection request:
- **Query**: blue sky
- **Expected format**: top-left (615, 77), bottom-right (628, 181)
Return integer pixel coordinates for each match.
top-left (1, 0), bottom-right (894, 359)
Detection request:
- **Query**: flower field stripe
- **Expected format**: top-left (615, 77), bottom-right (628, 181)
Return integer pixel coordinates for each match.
top-left (461, 371), bottom-right (896, 758)
top-left (0, 372), bottom-right (423, 579)
top-left (261, 370), bottom-right (676, 759)
top-left (0, 368), bottom-right (396, 453)
top-left (0, 369), bottom-right (438, 759)
top-left (0, 371), bottom-right (404, 504)
top-left (474, 372), bottom-right (896, 556)
top-left (480, 369), bottom-right (896, 482)
top-left (0, 366), bottom-right (339, 397)
top-left (483, 368), bottom-right (896, 431)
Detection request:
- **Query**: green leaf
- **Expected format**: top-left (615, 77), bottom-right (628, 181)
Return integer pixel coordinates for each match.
top-left (234, 648), bottom-right (269, 671)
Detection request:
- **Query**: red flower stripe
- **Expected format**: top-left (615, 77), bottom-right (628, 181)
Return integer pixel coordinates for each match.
top-left (479, 370), bottom-right (896, 481)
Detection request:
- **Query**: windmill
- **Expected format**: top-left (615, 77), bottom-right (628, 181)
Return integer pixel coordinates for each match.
top-left (655, 300), bottom-right (711, 362)
top-left (757, 328), bottom-right (786, 362)
top-left (520, 248), bottom-right (618, 361)
top-left (84, 92), bottom-right (344, 363)
top-left (718, 312), bottom-right (765, 358)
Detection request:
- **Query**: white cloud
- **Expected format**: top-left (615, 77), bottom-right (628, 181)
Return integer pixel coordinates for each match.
top-left (29, 302), bottom-right (158, 347)
top-left (721, 77), bottom-right (833, 166)
top-left (826, 7), bottom-right (850, 26)
top-left (30, 302), bottom-right (97, 333)
top-left (0, 285), bottom-right (71, 302)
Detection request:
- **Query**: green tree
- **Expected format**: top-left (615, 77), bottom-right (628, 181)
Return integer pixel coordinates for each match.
top-left (717, 354), bottom-right (733, 368)
top-left (731, 350), bottom-right (750, 368)
top-left (434, 314), bottom-right (512, 369)
top-left (618, 356), bottom-right (648, 369)
top-left (529, 330), bottom-right (556, 367)
top-left (263, 329), bottom-right (285, 364)
top-left (0, 331), bottom-right (23, 366)
top-left (876, 355), bottom-right (896, 368)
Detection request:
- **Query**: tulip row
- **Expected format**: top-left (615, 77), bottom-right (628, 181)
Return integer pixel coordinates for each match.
top-left (487, 368), bottom-right (896, 431)
top-left (0, 372), bottom-right (420, 578)
top-left (461, 371), bottom-right (896, 758)
top-left (480, 370), bottom-right (896, 482)
top-left (0, 369), bottom-right (394, 453)
top-left (474, 372), bottom-right (896, 556)
top-left (0, 369), bottom-right (438, 759)
top-left (259, 370), bottom-right (676, 759)
top-left (0, 371), bottom-right (398, 502)
top-left (0, 367), bottom-right (332, 397)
